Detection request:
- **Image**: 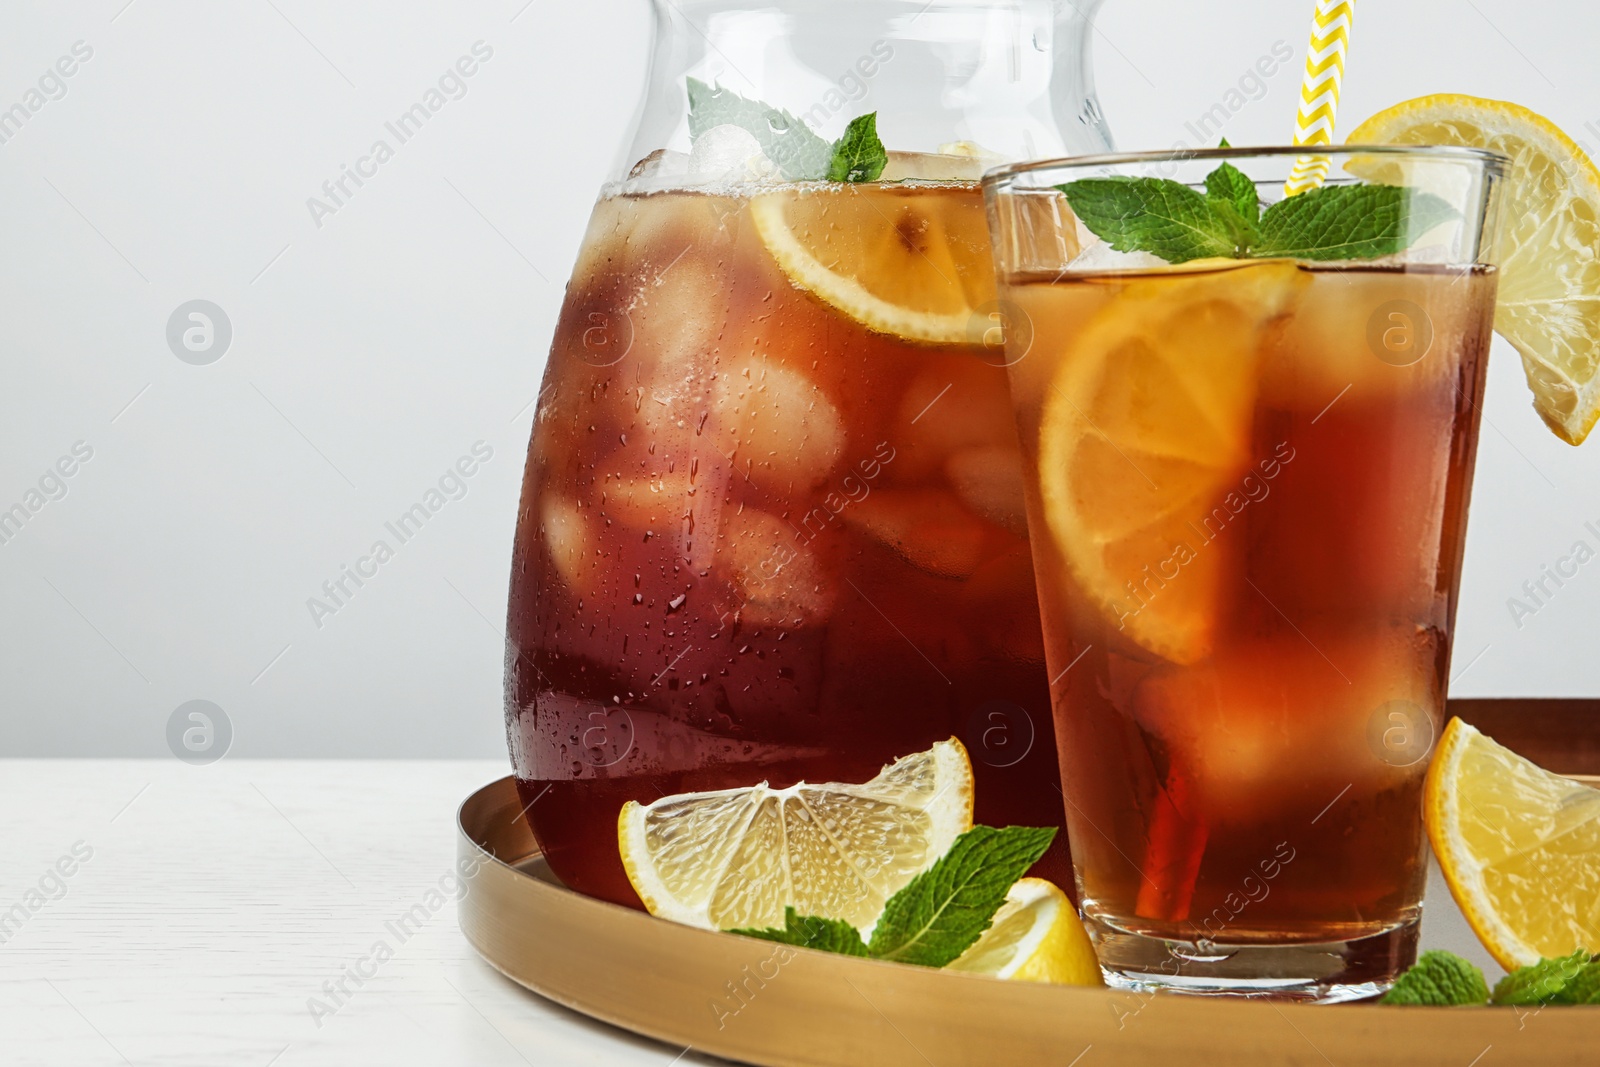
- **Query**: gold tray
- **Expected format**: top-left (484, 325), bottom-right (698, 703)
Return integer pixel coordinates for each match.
top-left (458, 775), bottom-right (1599, 1067)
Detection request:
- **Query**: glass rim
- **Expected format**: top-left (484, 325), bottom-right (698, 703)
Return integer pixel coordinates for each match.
top-left (983, 143), bottom-right (1512, 188)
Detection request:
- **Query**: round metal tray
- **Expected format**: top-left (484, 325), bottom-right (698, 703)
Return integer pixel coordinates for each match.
top-left (457, 775), bottom-right (1597, 1067)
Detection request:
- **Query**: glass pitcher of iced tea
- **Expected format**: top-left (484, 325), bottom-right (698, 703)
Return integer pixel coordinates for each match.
top-left (506, 0), bottom-right (1113, 906)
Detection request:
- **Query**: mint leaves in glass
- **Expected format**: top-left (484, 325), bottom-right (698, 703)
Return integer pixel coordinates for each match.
top-left (1057, 154), bottom-right (1458, 264)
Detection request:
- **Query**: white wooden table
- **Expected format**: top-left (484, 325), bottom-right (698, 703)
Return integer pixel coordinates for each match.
top-left (0, 760), bottom-right (1498, 1066)
top-left (0, 760), bottom-right (725, 1067)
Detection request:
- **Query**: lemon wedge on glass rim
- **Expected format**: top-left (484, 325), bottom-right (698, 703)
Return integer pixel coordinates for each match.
top-left (1425, 717), bottom-right (1600, 969)
top-left (618, 738), bottom-right (973, 934)
top-left (1348, 95), bottom-right (1600, 444)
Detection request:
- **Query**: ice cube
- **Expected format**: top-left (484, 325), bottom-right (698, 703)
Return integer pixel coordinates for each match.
top-left (597, 456), bottom-right (730, 573)
top-left (945, 445), bottom-right (1028, 537)
top-left (571, 192), bottom-right (734, 288)
top-left (620, 149), bottom-right (695, 195)
top-left (937, 140), bottom-right (1006, 165)
top-left (893, 358), bottom-right (1018, 480)
top-left (627, 148), bottom-right (691, 183)
top-left (722, 508), bottom-right (832, 627)
top-left (687, 124), bottom-right (780, 182)
top-left (713, 357), bottom-right (845, 491)
top-left (540, 495), bottom-right (593, 596)
top-left (880, 150), bottom-right (988, 182)
top-left (628, 256), bottom-right (726, 376)
top-left (1257, 267), bottom-right (1471, 410)
top-left (843, 489), bottom-right (992, 579)
top-left (1068, 237), bottom-right (1167, 273)
top-left (1131, 633), bottom-right (1436, 824)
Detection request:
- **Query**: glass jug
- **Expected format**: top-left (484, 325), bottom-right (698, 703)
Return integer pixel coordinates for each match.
top-left (505, 0), bottom-right (1114, 907)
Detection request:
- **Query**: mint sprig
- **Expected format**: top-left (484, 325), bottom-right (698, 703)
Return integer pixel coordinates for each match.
top-left (685, 78), bottom-right (887, 183)
top-left (826, 113), bottom-right (889, 183)
top-left (1058, 153), bottom-right (1457, 265)
top-left (1382, 949), bottom-right (1600, 1007)
top-left (1491, 950), bottom-right (1592, 1006)
top-left (729, 825), bottom-right (1056, 968)
top-left (737, 907), bottom-right (870, 956)
top-left (1551, 961), bottom-right (1600, 1005)
top-left (1379, 950), bottom-right (1490, 1006)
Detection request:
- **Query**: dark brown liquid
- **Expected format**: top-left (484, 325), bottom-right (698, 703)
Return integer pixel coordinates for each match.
top-left (1006, 262), bottom-right (1497, 940)
top-left (506, 185), bottom-right (1069, 905)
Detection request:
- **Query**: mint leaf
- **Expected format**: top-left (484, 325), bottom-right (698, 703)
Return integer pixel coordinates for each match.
top-left (1379, 951), bottom-right (1490, 1006)
top-left (826, 113), bottom-right (888, 183)
top-left (731, 906), bottom-right (869, 956)
top-left (1254, 183), bottom-right (1458, 261)
top-left (1551, 961), bottom-right (1600, 1005)
top-left (866, 826), bottom-right (1056, 968)
top-left (1208, 199), bottom-right (1260, 258)
top-left (724, 826), bottom-right (1055, 969)
top-left (685, 77), bottom-right (833, 181)
top-left (1205, 161), bottom-right (1260, 225)
top-left (1491, 951), bottom-right (1593, 1006)
top-left (1057, 178), bottom-right (1238, 264)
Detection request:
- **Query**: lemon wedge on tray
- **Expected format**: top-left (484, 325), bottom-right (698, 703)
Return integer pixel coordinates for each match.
top-left (1425, 717), bottom-right (1600, 969)
top-left (618, 739), bottom-right (973, 934)
top-left (947, 877), bottom-right (1102, 985)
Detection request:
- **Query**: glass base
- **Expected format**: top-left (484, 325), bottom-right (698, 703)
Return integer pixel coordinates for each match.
top-left (1086, 914), bottom-right (1420, 1003)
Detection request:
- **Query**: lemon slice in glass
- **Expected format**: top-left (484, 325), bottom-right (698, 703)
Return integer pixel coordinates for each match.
top-left (1348, 95), bottom-right (1600, 444)
top-left (1425, 717), bottom-right (1600, 969)
top-left (750, 184), bottom-right (994, 344)
top-left (618, 739), bottom-right (973, 933)
top-left (946, 877), bottom-right (1102, 984)
top-left (1036, 261), bottom-right (1307, 664)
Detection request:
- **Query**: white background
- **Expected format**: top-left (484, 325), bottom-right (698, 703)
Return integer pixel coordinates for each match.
top-left (0, 0), bottom-right (1595, 758)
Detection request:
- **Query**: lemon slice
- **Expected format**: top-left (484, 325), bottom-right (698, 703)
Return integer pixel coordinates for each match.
top-left (1347, 95), bottom-right (1600, 444)
top-left (750, 184), bottom-right (994, 344)
top-left (1037, 261), bottom-right (1307, 664)
top-left (618, 739), bottom-right (973, 933)
top-left (1425, 717), bottom-right (1600, 969)
top-left (946, 878), bottom-right (1102, 985)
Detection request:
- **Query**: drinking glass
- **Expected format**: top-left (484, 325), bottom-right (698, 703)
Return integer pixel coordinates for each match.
top-left (985, 145), bottom-right (1507, 999)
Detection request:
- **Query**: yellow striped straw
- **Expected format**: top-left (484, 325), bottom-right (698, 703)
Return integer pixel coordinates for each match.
top-left (1285, 0), bottom-right (1356, 196)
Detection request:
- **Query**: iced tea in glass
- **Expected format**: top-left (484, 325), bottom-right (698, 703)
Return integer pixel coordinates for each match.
top-left (986, 146), bottom-right (1507, 999)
